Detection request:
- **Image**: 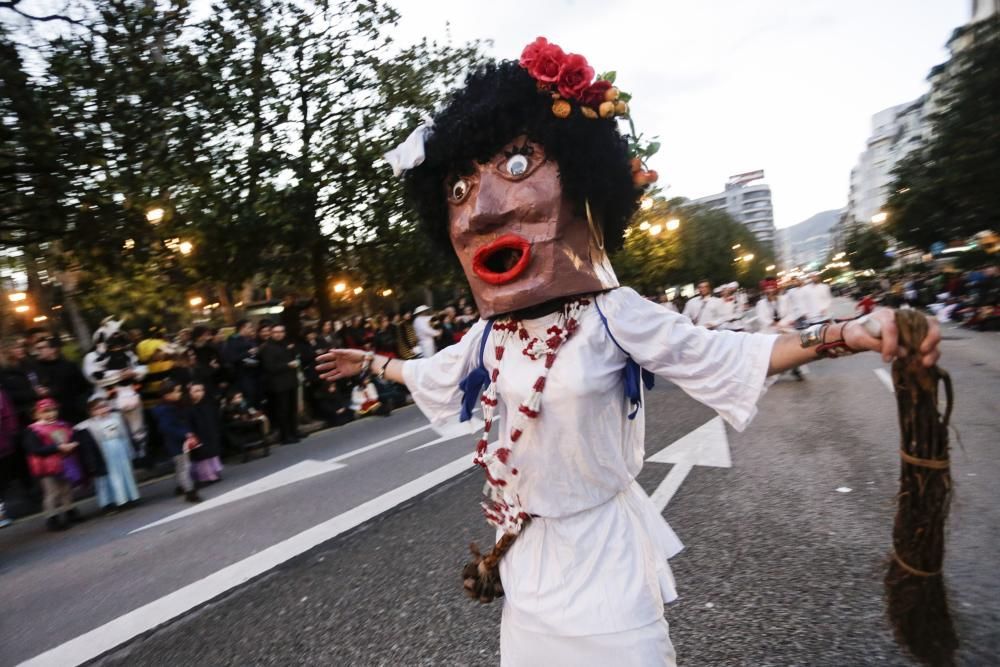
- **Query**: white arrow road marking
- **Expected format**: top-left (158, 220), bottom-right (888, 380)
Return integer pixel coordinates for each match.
top-left (24, 453), bottom-right (476, 667)
top-left (326, 423), bottom-right (433, 462)
top-left (874, 368), bottom-right (894, 393)
top-left (646, 416), bottom-right (731, 511)
top-left (408, 417), bottom-right (487, 452)
top-left (130, 459), bottom-right (346, 534)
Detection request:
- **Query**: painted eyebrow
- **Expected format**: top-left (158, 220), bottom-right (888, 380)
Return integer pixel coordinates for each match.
top-left (503, 141), bottom-right (534, 158)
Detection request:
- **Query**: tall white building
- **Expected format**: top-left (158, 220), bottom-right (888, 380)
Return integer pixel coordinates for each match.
top-left (690, 171), bottom-right (776, 248)
top-left (845, 97), bottom-right (927, 227)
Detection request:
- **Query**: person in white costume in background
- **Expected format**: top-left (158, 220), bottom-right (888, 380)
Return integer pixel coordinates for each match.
top-left (798, 272), bottom-right (834, 322)
top-left (755, 277), bottom-right (804, 380)
top-left (411, 305), bottom-right (439, 358)
top-left (318, 40), bottom-right (942, 667)
top-left (682, 279), bottom-right (725, 329)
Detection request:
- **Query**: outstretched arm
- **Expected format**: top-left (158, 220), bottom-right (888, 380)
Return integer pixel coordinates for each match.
top-left (315, 349), bottom-right (408, 385)
top-left (767, 308), bottom-right (941, 375)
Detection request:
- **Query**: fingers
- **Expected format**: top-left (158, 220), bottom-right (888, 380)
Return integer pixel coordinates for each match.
top-left (877, 310), bottom-right (899, 363)
top-left (920, 316), bottom-right (942, 367)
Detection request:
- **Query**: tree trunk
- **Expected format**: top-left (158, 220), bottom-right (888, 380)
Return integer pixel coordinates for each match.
top-left (310, 238), bottom-right (332, 321)
top-left (216, 282), bottom-right (236, 325)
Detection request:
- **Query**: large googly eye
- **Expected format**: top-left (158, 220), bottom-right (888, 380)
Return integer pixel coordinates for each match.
top-left (449, 178), bottom-right (471, 203)
top-left (506, 154), bottom-right (529, 177)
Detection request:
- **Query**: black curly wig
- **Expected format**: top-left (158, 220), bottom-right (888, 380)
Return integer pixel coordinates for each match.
top-left (404, 60), bottom-right (640, 255)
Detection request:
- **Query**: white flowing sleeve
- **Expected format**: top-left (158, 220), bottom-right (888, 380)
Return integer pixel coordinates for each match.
top-left (402, 318), bottom-right (487, 437)
top-left (599, 288), bottom-right (778, 431)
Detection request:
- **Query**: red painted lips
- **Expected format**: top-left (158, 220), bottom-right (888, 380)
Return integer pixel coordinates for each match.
top-left (472, 234), bottom-right (532, 285)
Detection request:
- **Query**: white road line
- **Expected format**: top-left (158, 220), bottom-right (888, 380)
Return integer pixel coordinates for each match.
top-left (129, 459), bottom-right (346, 534)
top-left (20, 452), bottom-right (477, 667)
top-left (646, 416), bottom-right (731, 512)
top-left (326, 424), bottom-right (433, 462)
top-left (874, 368), bottom-right (895, 393)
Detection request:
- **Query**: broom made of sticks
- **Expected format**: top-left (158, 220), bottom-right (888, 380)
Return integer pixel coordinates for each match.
top-left (866, 309), bottom-right (957, 666)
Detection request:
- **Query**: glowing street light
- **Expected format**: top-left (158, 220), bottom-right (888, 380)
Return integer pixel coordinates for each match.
top-left (640, 198), bottom-right (654, 211)
top-left (765, 264), bottom-right (776, 271)
top-left (33, 315), bottom-right (48, 322)
top-left (665, 218), bottom-right (680, 231)
top-left (649, 224), bottom-right (663, 236)
top-left (178, 241), bottom-right (193, 255)
top-left (123, 238), bottom-right (136, 250)
top-left (189, 296), bottom-right (203, 307)
top-left (871, 211), bottom-right (888, 224)
top-left (381, 289), bottom-right (393, 297)
top-left (353, 286), bottom-right (363, 295)
top-left (333, 282), bottom-right (347, 294)
top-left (638, 221), bottom-right (650, 231)
top-left (146, 207), bottom-right (165, 224)
top-left (14, 305), bottom-right (29, 313)
top-left (732, 243), bottom-right (741, 250)
top-left (7, 292), bottom-right (26, 302)
top-left (742, 253), bottom-right (755, 262)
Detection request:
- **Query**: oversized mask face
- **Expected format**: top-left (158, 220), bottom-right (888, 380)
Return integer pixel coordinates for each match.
top-left (446, 136), bottom-right (618, 318)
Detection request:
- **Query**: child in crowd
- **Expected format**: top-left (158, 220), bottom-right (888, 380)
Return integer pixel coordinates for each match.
top-left (151, 381), bottom-right (201, 503)
top-left (350, 376), bottom-right (389, 418)
top-left (188, 382), bottom-right (223, 484)
top-left (222, 390), bottom-right (270, 459)
top-left (75, 397), bottom-right (140, 512)
top-left (24, 398), bottom-right (85, 531)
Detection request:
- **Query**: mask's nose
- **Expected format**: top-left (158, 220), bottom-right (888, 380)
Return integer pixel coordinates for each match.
top-left (468, 170), bottom-right (516, 234)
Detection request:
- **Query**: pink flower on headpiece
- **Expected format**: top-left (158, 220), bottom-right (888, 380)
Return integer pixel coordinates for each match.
top-left (35, 398), bottom-right (59, 413)
top-left (520, 37), bottom-right (565, 84)
top-left (556, 53), bottom-right (595, 100)
top-left (580, 79), bottom-right (613, 107)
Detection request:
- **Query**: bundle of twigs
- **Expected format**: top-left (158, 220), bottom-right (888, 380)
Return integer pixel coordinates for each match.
top-left (886, 309), bottom-right (957, 666)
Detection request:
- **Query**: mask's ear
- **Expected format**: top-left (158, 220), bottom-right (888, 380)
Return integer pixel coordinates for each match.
top-left (585, 198), bottom-right (620, 288)
top-left (585, 199), bottom-right (605, 252)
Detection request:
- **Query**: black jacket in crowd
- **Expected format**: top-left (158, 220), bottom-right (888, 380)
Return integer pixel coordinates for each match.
top-left (259, 340), bottom-right (299, 393)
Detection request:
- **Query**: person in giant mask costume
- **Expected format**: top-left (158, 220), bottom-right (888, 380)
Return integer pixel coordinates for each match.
top-left (318, 39), bottom-right (941, 666)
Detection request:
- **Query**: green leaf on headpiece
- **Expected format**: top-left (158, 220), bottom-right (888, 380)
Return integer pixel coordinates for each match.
top-left (598, 70), bottom-right (617, 83)
top-left (618, 91), bottom-right (632, 102)
top-left (646, 141), bottom-right (661, 157)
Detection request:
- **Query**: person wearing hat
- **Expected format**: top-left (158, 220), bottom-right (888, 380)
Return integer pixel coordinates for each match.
top-left (411, 305), bottom-right (439, 358)
top-left (317, 40), bottom-right (942, 666)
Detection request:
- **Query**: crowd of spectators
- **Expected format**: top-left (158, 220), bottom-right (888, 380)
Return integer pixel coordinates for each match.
top-left (0, 298), bottom-right (480, 530)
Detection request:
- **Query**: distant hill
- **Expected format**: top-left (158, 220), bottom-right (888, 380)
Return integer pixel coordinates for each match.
top-left (779, 209), bottom-right (842, 244)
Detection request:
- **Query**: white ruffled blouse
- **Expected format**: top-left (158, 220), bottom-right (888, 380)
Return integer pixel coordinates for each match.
top-left (403, 287), bottom-right (777, 637)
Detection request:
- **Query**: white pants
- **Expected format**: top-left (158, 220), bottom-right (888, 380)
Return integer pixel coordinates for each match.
top-left (500, 616), bottom-right (676, 667)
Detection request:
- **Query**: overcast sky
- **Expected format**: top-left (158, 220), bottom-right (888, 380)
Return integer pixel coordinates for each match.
top-left (390, 0), bottom-right (968, 228)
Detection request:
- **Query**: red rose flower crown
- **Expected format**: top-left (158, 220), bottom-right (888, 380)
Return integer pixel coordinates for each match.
top-left (519, 37), bottom-right (659, 187)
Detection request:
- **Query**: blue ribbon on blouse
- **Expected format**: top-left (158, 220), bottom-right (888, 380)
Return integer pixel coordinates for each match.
top-left (458, 300), bottom-right (654, 422)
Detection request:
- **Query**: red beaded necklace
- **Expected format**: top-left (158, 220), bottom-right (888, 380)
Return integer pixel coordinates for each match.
top-left (473, 298), bottom-right (589, 534)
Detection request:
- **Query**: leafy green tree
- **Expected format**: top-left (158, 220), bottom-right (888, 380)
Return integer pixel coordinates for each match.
top-left (844, 222), bottom-right (891, 271)
top-left (887, 16), bottom-right (1000, 250)
top-left (613, 197), bottom-right (774, 293)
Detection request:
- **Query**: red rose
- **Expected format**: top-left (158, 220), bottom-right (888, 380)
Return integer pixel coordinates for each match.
top-left (580, 79), bottom-right (613, 107)
top-left (557, 53), bottom-right (595, 100)
top-left (520, 36), bottom-right (565, 84)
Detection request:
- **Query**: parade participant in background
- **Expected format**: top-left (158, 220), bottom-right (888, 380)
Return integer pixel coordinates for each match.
top-left (318, 42), bottom-right (941, 666)
top-left (715, 282), bottom-right (745, 331)
top-left (151, 381), bottom-right (201, 503)
top-left (75, 397), bottom-right (140, 512)
top-left (798, 272), bottom-right (834, 322)
top-left (412, 305), bottom-right (438, 357)
top-left (682, 279), bottom-right (724, 328)
top-left (188, 382), bottom-right (223, 484)
top-left (24, 398), bottom-right (84, 531)
top-left (755, 277), bottom-right (803, 380)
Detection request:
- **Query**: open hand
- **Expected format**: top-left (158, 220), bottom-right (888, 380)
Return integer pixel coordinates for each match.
top-left (315, 349), bottom-right (369, 382)
top-left (843, 308), bottom-right (941, 367)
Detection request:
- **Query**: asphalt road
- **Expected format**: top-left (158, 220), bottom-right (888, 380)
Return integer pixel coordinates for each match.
top-left (3, 314), bottom-right (998, 666)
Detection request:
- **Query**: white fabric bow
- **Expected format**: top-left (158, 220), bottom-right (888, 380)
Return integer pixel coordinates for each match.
top-left (384, 116), bottom-right (434, 177)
